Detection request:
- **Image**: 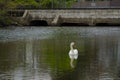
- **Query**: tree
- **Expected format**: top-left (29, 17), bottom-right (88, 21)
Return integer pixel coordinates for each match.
top-left (66, 0), bottom-right (77, 8)
top-left (39, 0), bottom-right (59, 8)
top-left (40, 0), bottom-right (77, 8)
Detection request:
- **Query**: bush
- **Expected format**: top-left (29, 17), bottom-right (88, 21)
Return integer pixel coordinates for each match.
top-left (0, 10), bottom-right (11, 26)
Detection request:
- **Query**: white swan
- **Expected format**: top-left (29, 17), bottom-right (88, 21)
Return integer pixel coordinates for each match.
top-left (69, 42), bottom-right (78, 68)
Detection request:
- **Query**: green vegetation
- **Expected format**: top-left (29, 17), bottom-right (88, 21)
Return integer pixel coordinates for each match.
top-left (0, 10), bottom-right (12, 26)
top-left (40, 0), bottom-right (77, 8)
top-left (1, 0), bottom-right (110, 9)
top-left (0, 0), bottom-right (77, 9)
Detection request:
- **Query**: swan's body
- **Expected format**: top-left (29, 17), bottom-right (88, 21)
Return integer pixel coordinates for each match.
top-left (68, 42), bottom-right (78, 68)
top-left (69, 42), bottom-right (78, 60)
top-left (69, 49), bottom-right (78, 59)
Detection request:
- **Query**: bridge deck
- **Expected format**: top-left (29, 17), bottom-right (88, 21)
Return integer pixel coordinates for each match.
top-left (9, 9), bottom-right (120, 26)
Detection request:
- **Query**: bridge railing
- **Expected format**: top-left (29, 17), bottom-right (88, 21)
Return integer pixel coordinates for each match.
top-left (7, 8), bottom-right (120, 18)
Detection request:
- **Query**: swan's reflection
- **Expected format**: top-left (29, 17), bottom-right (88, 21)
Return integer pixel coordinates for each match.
top-left (69, 42), bottom-right (78, 68)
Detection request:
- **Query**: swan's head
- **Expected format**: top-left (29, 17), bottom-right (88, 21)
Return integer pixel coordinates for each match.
top-left (70, 42), bottom-right (75, 46)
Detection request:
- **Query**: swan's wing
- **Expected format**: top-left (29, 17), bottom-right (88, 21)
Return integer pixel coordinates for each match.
top-left (69, 50), bottom-right (74, 59)
top-left (73, 49), bottom-right (78, 59)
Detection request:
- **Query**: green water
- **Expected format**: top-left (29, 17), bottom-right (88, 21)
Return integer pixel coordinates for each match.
top-left (0, 27), bottom-right (120, 80)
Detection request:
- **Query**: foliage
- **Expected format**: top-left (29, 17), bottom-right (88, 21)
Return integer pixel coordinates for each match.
top-left (66, 0), bottom-right (77, 8)
top-left (0, 10), bottom-right (11, 26)
top-left (39, 0), bottom-right (53, 8)
top-left (40, 0), bottom-right (77, 8)
top-left (0, 0), bottom-right (77, 9)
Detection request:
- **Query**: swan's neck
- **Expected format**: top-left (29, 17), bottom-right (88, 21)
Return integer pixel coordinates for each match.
top-left (70, 45), bottom-right (74, 50)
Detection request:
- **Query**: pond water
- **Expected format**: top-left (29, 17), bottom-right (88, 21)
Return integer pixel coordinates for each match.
top-left (0, 27), bottom-right (120, 80)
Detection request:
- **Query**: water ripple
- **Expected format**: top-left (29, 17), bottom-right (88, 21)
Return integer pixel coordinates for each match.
top-left (0, 27), bottom-right (120, 42)
top-left (0, 27), bottom-right (55, 42)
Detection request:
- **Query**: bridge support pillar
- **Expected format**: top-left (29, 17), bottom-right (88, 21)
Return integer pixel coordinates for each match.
top-left (51, 15), bottom-right (60, 26)
top-left (88, 18), bottom-right (96, 26)
top-left (89, 23), bottom-right (95, 26)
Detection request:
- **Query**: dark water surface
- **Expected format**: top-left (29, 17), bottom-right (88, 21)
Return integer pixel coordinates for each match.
top-left (0, 27), bottom-right (120, 80)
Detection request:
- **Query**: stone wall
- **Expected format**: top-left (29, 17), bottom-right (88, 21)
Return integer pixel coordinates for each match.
top-left (21, 9), bottom-right (120, 26)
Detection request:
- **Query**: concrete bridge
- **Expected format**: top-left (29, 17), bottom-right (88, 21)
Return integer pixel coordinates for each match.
top-left (13, 9), bottom-right (120, 26)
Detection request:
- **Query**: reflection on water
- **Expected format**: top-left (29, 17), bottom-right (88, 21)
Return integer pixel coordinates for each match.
top-left (0, 27), bottom-right (120, 80)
